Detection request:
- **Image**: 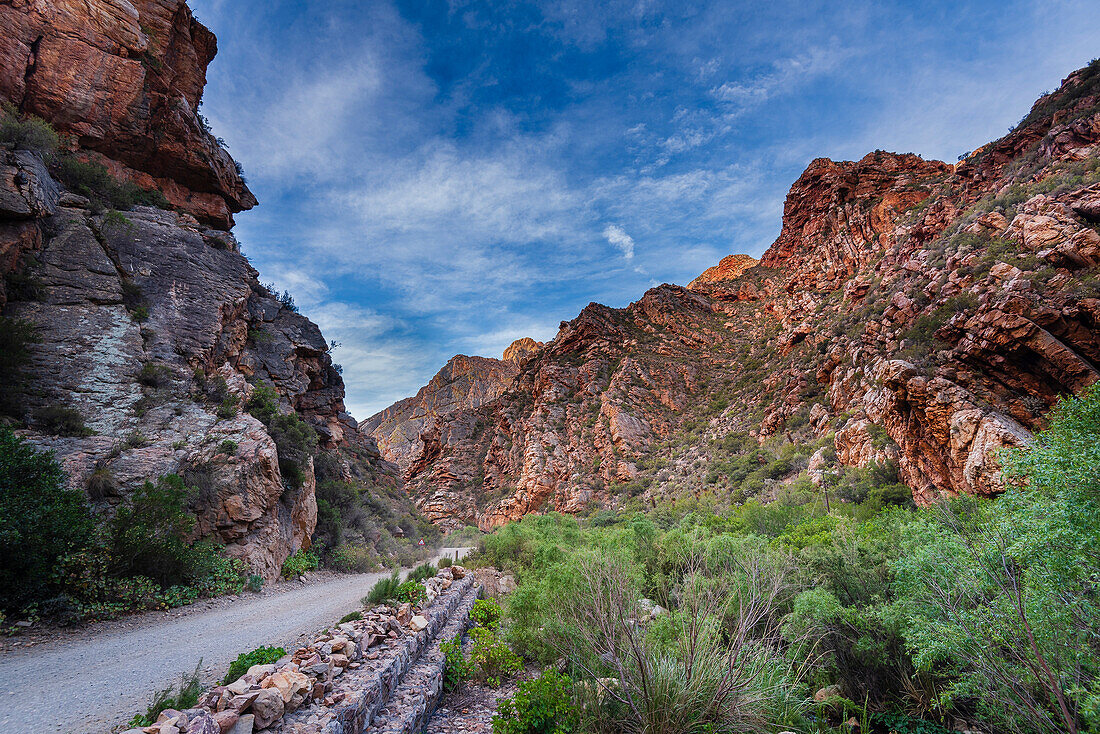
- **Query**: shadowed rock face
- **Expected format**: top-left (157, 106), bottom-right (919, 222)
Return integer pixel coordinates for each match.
top-left (0, 153), bottom-right (364, 579)
top-left (401, 61), bottom-right (1100, 530)
top-left (364, 339), bottom-right (543, 473)
top-left (0, 0), bottom-right (255, 228)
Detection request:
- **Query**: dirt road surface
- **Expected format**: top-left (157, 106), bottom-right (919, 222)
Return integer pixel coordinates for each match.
top-left (0, 548), bottom-right (472, 733)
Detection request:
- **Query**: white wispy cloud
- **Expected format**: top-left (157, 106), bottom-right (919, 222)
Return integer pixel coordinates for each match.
top-left (603, 224), bottom-right (635, 260)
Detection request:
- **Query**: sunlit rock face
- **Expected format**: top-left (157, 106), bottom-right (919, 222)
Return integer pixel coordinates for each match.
top-left (0, 0), bottom-right (255, 228)
top-left (400, 62), bottom-right (1100, 529)
top-left (364, 339), bottom-right (544, 473)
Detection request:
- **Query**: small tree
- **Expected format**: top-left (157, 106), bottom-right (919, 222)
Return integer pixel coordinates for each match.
top-left (0, 426), bottom-right (93, 612)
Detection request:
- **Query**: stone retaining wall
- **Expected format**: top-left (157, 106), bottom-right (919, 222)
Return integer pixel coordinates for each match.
top-left (122, 567), bottom-right (479, 734)
top-left (321, 577), bottom-right (477, 734)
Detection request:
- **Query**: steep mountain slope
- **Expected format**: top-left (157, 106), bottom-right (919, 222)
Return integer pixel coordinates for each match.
top-left (363, 338), bottom-right (542, 472)
top-left (402, 60), bottom-right (1100, 530)
top-left (0, 0), bottom-right (425, 579)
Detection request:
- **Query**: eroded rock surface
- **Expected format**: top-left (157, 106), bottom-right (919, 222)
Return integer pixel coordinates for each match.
top-left (400, 61), bottom-right (1100, 528)
top-left (0, 0), bottom-right (255, 228)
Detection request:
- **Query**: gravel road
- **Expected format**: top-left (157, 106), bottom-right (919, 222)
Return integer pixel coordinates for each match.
top-left (0, 548), bottom-right (472, 733)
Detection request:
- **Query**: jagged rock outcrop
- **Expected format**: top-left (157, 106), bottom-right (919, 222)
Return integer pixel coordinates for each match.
top-left (364, 339), bottom-right (541, 472)
top-left (688, 253), bottom-right (758, 289)
top-left (401, 60), bottom-right (1100, 529)
top-left (0, 172), bottom-right (357, 576)
top-left (0, 0), bottom-right (255, 228)
top-left (0, 0), bottom-right (399, 578)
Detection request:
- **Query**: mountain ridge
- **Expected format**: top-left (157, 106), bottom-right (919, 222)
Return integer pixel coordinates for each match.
top-left (394, 59), bottom-right (1100, 530)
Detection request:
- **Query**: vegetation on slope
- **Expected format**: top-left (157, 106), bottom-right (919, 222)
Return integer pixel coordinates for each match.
top-left (472, 383), bottom-right (1100, 734)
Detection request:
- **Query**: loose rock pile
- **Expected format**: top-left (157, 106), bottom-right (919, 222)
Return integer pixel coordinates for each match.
top-left (120, 567), bottom-right (478, 734)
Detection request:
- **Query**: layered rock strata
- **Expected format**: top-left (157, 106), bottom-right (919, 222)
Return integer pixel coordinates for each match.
top-left (400, 61), bottom-right (1100, 528)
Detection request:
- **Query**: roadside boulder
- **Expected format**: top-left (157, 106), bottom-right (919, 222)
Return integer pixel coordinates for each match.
top-left (249, 688), bottom-right (284, 729)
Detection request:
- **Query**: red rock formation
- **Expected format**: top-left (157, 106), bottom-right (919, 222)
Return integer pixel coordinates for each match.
top-left (0, 0), bottom-right (255, 228)
top-left (364, 339), bottom-right (541, 472)
top-left (401, 60), bottom-right (1100, 528)
top-left (688, 253), bottom-right (758, 289)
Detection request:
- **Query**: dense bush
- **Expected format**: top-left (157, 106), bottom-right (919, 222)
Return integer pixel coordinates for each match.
top-left (365, 571), bottom-right (402, 605)
top-left (0, 316), bottom-right (37, 415)
top-left (51, 155), bottom-right (170, 212)
top-left (223, 646), bottom-right (286, 684)
top-left (442, 633), bottom-right (470, 692)
top-left (268, 412), bottom-right (318, 485)
top-left (35, 405), bottom-right (93, 436)
top-left (0, 426), bottom-right (94, 612)
top-left (471, 598), bottom-right (503, 630)
top-left (0, 104), bottom-right (58, 153)
top-left (397, 580), bottom-right (427, 606)
top-left (281, 549), bottom-right (319, 578)
top-left (494, 670), bottom-right (580, 734)
top-left (467, 626), bottom-right (523, 687)
top-left (108, 475), bottom-right (203, 587)
top-left (408, 562), bottom-right (437, 583)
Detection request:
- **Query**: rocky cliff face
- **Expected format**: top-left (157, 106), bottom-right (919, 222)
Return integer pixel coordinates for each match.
top-left (0, 159), bottom-right (354, 576)
top-left (401, 60), bottom-right (1100, 529)
top-left (0, 0), bottom-right (403, 579)
top-left (0, 0), bottom-right (255, 229)
top-left (364, 338), bottom-right (542, 472)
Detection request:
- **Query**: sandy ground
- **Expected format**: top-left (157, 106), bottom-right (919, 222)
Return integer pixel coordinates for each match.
top-left (0, 548), bottom-right (471, 734)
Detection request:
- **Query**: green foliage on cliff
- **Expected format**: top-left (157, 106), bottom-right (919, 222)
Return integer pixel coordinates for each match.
top-left (51, 155), bottom-right (170, 213)
top-left (0, 317), bottom-right (37, 415)
top-left (0, 429), bottom-right (245, 622)
top-left (0, 103), bottom-right (58, 154)
top-left (0, 426), bottom-right (93, 612)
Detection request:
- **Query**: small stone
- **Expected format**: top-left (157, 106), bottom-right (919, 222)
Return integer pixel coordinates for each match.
top-left (228, 714), bottom-right (254, 734)
top-left (186, 712), bottom-right (221, 734)
top-left (409, 615), bottom-right (429, 632)
top-left (249, 688), bottom-right (284, 729)
top-left (213, 710), bottom-right (239, 734)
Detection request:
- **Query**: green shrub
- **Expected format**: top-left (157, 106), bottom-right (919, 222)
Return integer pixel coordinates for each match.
top-left (216, 394), bottom-right (240, 419)
top-left (51, 155), bottom-right (170, 212)
top-left (339, 611), bottom-right (362, 623)
top-left (218, 439), bottom-right (238, 456)
top-left (438, 556), bottom-right (453, 568)
top-left (408, 562), bottom-right (437, 583)
top-left (0, 317), bottom-right (38, 414)
top-left (281, 549), bottom-right (319, 578)
top-left (245, 384), bottom-right (280, 423)
top-left (0, 426), bottom-right (94, 612)
top-left (107, 475), bottom-right (203, 587)
top-left (268, 412), bottom-right (318, 486)
top-left (247, 574), bottom-right (263, 593)
top-left (397, 580), bottom-right (427, 606)
top-left (365, 572), bottom-right (401, 605)
top-left (137, 362), bottom-right (172, 388)
top-left (328, 543), bottom-right (378, 573)
top-left (0, 109), bottom-right (58, 154)
top-left (4, 256), bottom-right (46, 302)
top-left (467, 626), bottom-right (522, 687)
top-left (35, 405), bottom-right (93, 437)
top-left (223, 646), bottom-right (286, 685)
top-left (442, 632), bottom-right (470, 692)
top-left (493, 669), bottom-right (580, 734)
top-left (129, 663), bottom-right (203, 727)
top-left (471, 598), bottom-right (503, 630)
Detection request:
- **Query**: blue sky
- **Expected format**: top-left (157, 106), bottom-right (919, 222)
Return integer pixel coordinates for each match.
top-left (189, 0), bottom-right (1100, 420)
